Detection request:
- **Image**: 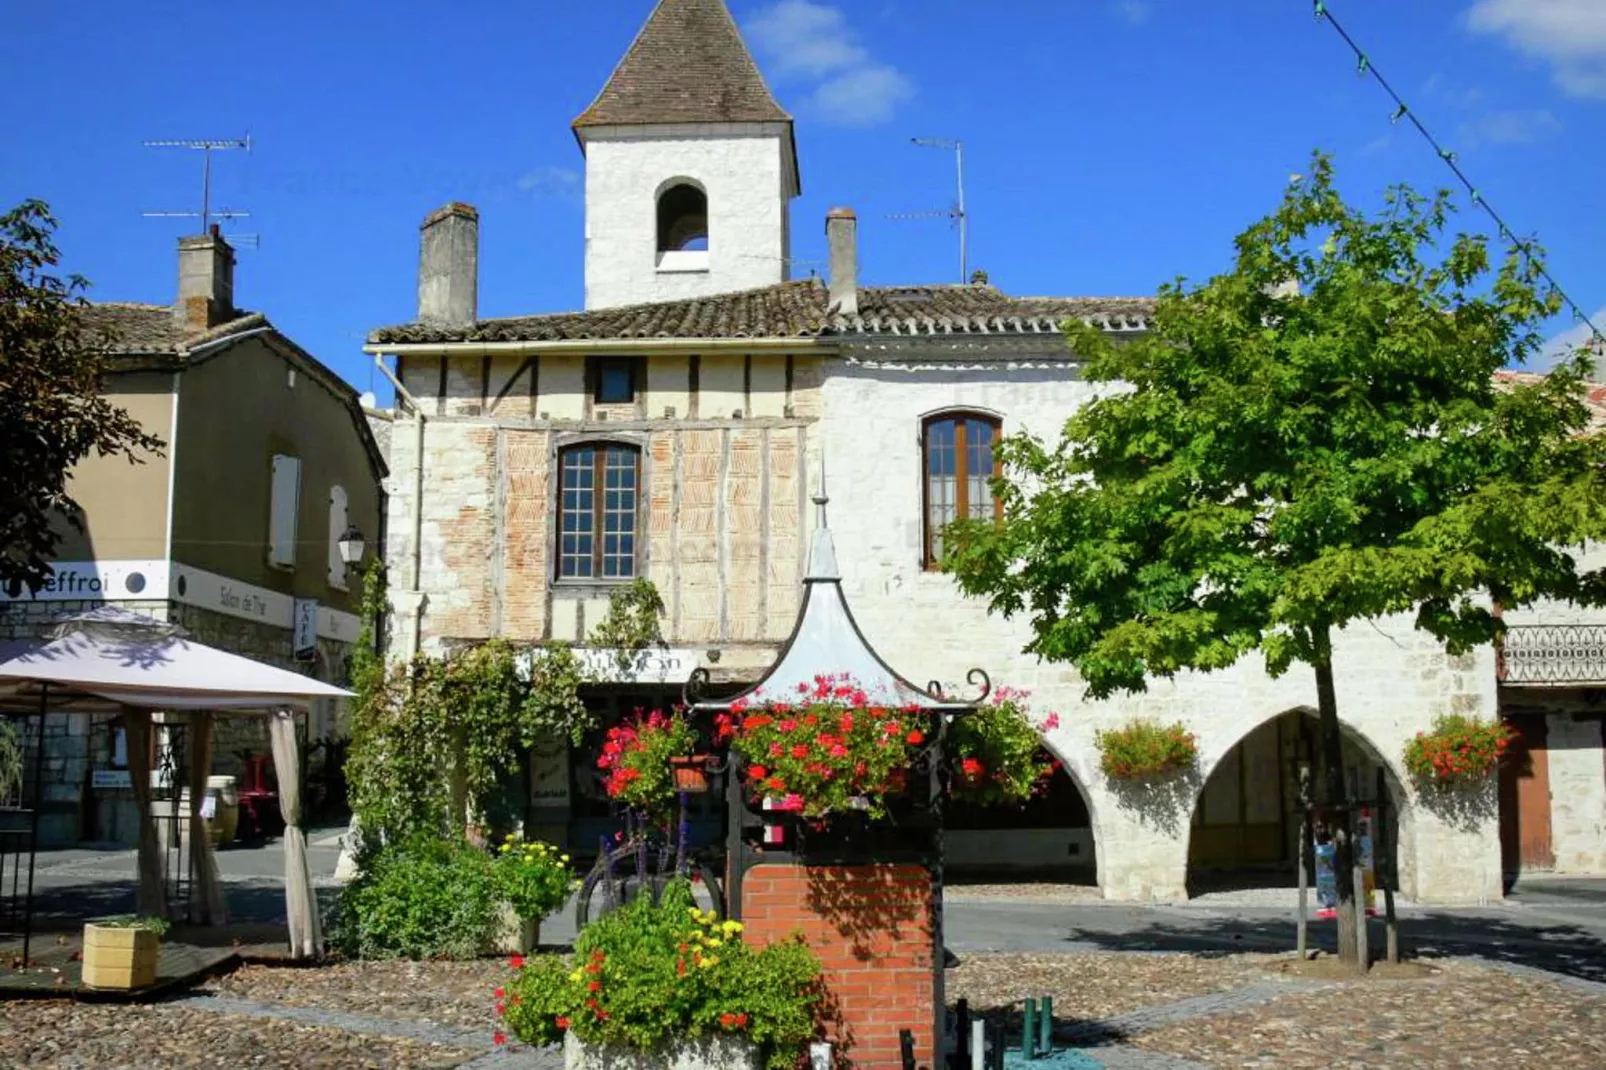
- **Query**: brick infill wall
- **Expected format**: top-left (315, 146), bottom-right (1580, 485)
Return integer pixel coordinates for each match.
top-left (741, 862), bottom-right (938, 1069)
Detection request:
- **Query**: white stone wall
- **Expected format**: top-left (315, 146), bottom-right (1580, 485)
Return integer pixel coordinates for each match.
top-left (584, 125), bottom-right (791, 310)
top-left (1546, 713), bottom-right (1606, 873)
top-left (819, 357), bottom-right (1506, 904)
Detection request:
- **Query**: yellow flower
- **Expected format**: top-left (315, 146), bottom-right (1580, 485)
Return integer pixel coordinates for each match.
top-left (721, 920), bottom-right (743, 934)
top-left (688, 907), bottom-right (701, 918)
top-left (569, 968), bottom-right (584, 982)
top-left (560, 855), bottom-right (570, 864)
top-left (706, 938), bottom-right (723, 949)
top-left (701, 955), bottom-right (720, 968)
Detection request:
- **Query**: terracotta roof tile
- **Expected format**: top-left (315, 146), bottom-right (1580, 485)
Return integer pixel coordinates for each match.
top-left (1493, 369), bottom-right (1606, 432)
top-left (367, 281), bottom-right (1157, 346)
top-left (573, 0), bottom-right (789, 129)
top-left (77, 302), bottom-right (268, 356)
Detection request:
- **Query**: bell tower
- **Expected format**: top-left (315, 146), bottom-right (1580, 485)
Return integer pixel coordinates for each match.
top-left (573, 0), bottom-right (800, 310)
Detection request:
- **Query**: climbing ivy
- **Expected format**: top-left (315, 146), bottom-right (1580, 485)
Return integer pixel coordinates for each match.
top-left (344, 566), bottom-right (666, 848)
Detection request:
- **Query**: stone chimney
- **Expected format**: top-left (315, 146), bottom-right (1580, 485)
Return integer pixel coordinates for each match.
top-left (176, 226), bottom-right (235, 330)
top-left (826, 207), bottom-right (858, 317)
top-left (418, 202), bottom-right (479, 325)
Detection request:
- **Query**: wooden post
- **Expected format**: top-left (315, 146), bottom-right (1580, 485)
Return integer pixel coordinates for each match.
top-left (1377, 768), bottom-right (1399, 963)
top-left (1296, 765), bottom-right (1311, 959)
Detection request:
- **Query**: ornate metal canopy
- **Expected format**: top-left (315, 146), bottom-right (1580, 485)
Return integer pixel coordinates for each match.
top-left (689, 468), bottom-right (988, 712)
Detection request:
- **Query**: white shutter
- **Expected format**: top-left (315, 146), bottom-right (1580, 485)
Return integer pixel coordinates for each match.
top-left (269, 454), bottom-right (302, 568)
top-left (327, 485), bottom-right (349, 589)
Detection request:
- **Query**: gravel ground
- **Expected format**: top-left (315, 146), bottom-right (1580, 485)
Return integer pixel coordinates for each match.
top-left (0, 1000), bottom-right (476, 1069)
top-left (203, 960), bottom-right (512, 1030)
top-left (1133, 959), bottom-right (1606, 1068)
top-left (945, 882), bottom-right (1105, 902)
top-left (946, 951), bottom-right (1276, 1023)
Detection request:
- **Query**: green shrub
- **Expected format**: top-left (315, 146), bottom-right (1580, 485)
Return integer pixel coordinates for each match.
top-left (95, 915), bottom-right (171, 937)
top-left (331, 836), bottom-right (496, 960)
top-left (502, 880), bottom-right (821, 1070)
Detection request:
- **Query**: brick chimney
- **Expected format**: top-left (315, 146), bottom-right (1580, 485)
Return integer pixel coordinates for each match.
top-left (826, 207), bottom-right (858, 317)
top-left (176, 226), bottom-right (235, 330)
top-left (418, 202), bottom-right (478, 325)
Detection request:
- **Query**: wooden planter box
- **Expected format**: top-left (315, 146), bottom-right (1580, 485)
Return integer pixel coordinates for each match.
top-left (564, 1032), bottom-right (757, 1070)
top-left (81, 923), bottom-right (160, 990)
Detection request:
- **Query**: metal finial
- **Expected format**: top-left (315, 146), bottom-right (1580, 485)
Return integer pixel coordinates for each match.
top-left (813, 449), bottom-right (828, 528)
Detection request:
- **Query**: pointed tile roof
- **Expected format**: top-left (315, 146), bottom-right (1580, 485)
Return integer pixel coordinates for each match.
top-left (573, 0), bottom-right (790, 129)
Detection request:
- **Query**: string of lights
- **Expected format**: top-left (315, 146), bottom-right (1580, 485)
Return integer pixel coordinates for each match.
top-left (1312, 0), bottom-right (1604, 351)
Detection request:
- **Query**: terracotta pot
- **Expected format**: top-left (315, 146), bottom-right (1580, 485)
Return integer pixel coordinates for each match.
top-left (670, 755), bottom-right (711, 794)
top-left (81, 923), bottom-right (160, 990)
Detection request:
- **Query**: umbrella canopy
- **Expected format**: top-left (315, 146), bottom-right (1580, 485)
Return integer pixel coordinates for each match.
top-left (0, 606), bottom-right (351, 712)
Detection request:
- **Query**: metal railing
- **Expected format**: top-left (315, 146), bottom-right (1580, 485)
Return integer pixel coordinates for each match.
top-left (1500, 624), bottom-right (1606, 684)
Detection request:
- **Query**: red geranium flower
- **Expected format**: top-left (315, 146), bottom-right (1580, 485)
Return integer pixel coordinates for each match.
top-left (556, 1016), bottom-right (570, 1030)
top-left (508, 954), bottom-right (525, 969)
top-left (493, 987), bottom-right (505, 999)
top-left (493, 1031), bottom-right (507, 1046)
top-left (907, 730), bottom-right (924, 746)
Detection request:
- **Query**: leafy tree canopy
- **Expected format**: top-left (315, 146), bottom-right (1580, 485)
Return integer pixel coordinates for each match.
top-left (947, 154), bottom-right (1606, 700)
top-left (0, 200), bottom-right (163, 595)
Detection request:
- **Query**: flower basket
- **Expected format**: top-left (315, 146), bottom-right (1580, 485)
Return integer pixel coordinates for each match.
top-left (725, 675), bottom-right (928, 820)
top-left (669, 755), bottom-right (711, 794)
top-left (1095, 720), bottom-right (1197, 780)
top-left (1404, 715), bottom-right (1511, 786)
top-left (597, 711), bottom-right (699, 821)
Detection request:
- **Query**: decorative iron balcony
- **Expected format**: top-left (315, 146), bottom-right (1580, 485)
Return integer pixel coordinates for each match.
top-left (1500, 624), bottom-right (1606, 684)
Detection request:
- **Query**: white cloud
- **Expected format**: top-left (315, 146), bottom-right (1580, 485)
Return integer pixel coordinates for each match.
top-left (1537, 308), bottom-right (1606, 372)
top-left (1467, 0), bottom-right (1606, 98)
top-left (516, 166), bottom-right (580, 197)
top-left (1111, 1), bottom-right (1150, 25)
top-left (746, 0), bottom-right (913, 125)
top-left (1459, 107), bottom-right (1563, 146)
top-left (811, 65), bottom-right (915, 127)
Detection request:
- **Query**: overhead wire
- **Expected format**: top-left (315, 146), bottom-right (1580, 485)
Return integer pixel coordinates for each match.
top-left (1311, 1), bottom-right (1605, 352)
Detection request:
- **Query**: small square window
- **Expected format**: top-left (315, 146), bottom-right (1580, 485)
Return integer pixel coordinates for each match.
top-left (593, 358), bottom-right (637, 405)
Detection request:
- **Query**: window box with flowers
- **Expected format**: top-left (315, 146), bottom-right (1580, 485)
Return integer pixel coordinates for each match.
top-left (1403, 715), bottom-right (1512, 787)
top-left (499, 879), bottom-right (821, 1070)
top-left (1095, 720), bottom-right (1198, 780)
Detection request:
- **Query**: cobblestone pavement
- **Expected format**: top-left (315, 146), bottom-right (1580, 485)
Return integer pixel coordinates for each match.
top-left (7, 947), bottom-right (1601, 1068)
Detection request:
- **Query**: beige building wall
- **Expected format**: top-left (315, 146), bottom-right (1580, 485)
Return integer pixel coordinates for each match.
top-left (386, 349), bottom-right (821, 667)
top-left (171, 337), bottom-right (383, 615)
top-left (52, 371), bottom-right (175, 562)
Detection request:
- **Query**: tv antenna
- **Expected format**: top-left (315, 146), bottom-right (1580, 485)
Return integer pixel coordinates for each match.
top-left (141, 135), bottom-right (256, 244)
top-left (888, 137), bottom-right (967, 283)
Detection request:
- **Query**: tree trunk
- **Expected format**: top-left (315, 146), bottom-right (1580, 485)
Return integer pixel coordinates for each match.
top-left (1312, 627), bottom-right (1360, 969)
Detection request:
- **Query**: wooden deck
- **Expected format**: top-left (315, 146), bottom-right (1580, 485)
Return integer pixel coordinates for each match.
top-left (1, 922), bottom-right (299, 1001)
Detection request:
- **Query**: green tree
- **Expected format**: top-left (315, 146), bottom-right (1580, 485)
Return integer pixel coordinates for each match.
top-left (0, 200), bottom-right (164, 595)
top-left (945, 155), bottom-right (1606, 966)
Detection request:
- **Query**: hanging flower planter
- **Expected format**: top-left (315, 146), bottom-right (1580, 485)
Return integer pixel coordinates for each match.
top-left (1404, 715), bottom-right (1512, 786)
top-left (596, 711), bottom-right (699, 821)
top-left (669, 755), bottom-right (712, 794)
top-left (1095, 720), bottom-right (1197, 780)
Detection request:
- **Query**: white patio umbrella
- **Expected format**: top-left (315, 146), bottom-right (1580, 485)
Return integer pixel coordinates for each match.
top-left (0, 607), bottom-right (350, 959)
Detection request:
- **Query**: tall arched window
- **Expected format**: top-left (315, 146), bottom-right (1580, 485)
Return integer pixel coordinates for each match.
top-left (923, 412), bottom-right (1002, 569)
top-left (558, 442), bottom-right (641, 579)
top-left (657, 181), bottom-right (708, 252)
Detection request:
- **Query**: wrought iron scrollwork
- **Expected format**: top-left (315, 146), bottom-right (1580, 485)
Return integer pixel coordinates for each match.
top-left (927, 668), bottom-right (991, 706)
top-left (682, 666), bottom-right (712, 707)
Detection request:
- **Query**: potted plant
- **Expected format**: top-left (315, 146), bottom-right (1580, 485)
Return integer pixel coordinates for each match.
top-left (82, 915), bottom-right (170, 989)
top-left (669, 754), bottom-right (713, 794)
top-left (499, 879), bottom-right (821, 1070)
top-left (726, 674), bottom-right (929, 820)
top-left (1404, 715), bottom-right (1512, 786)
top-left (493, 834), bottom-right (576, 954)
top-left (596, 710), bottom-right (699, 821)
top-left (1094, 719), bottom-right (1197, 780)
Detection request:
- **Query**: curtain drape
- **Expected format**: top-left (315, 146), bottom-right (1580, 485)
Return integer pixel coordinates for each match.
top-left (122, 709), bottom-right (167, 919)
top-left (186, 710), bottom-right (228, 924)
top-left (270, 708), bottom-right (322, 959)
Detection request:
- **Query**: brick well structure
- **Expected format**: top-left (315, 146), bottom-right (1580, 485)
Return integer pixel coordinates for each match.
top-left (741, 861), bottom-right (939, 1069)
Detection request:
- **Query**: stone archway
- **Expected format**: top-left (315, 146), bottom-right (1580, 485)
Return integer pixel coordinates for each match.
top-left (944, 745), bottom-right (1100, 888)
top-left (1183, 708), bottom-right (1415, 899)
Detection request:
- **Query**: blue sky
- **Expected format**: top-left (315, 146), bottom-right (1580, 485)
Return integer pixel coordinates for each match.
top-left (4, 0), bottom-right (1603, 396)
